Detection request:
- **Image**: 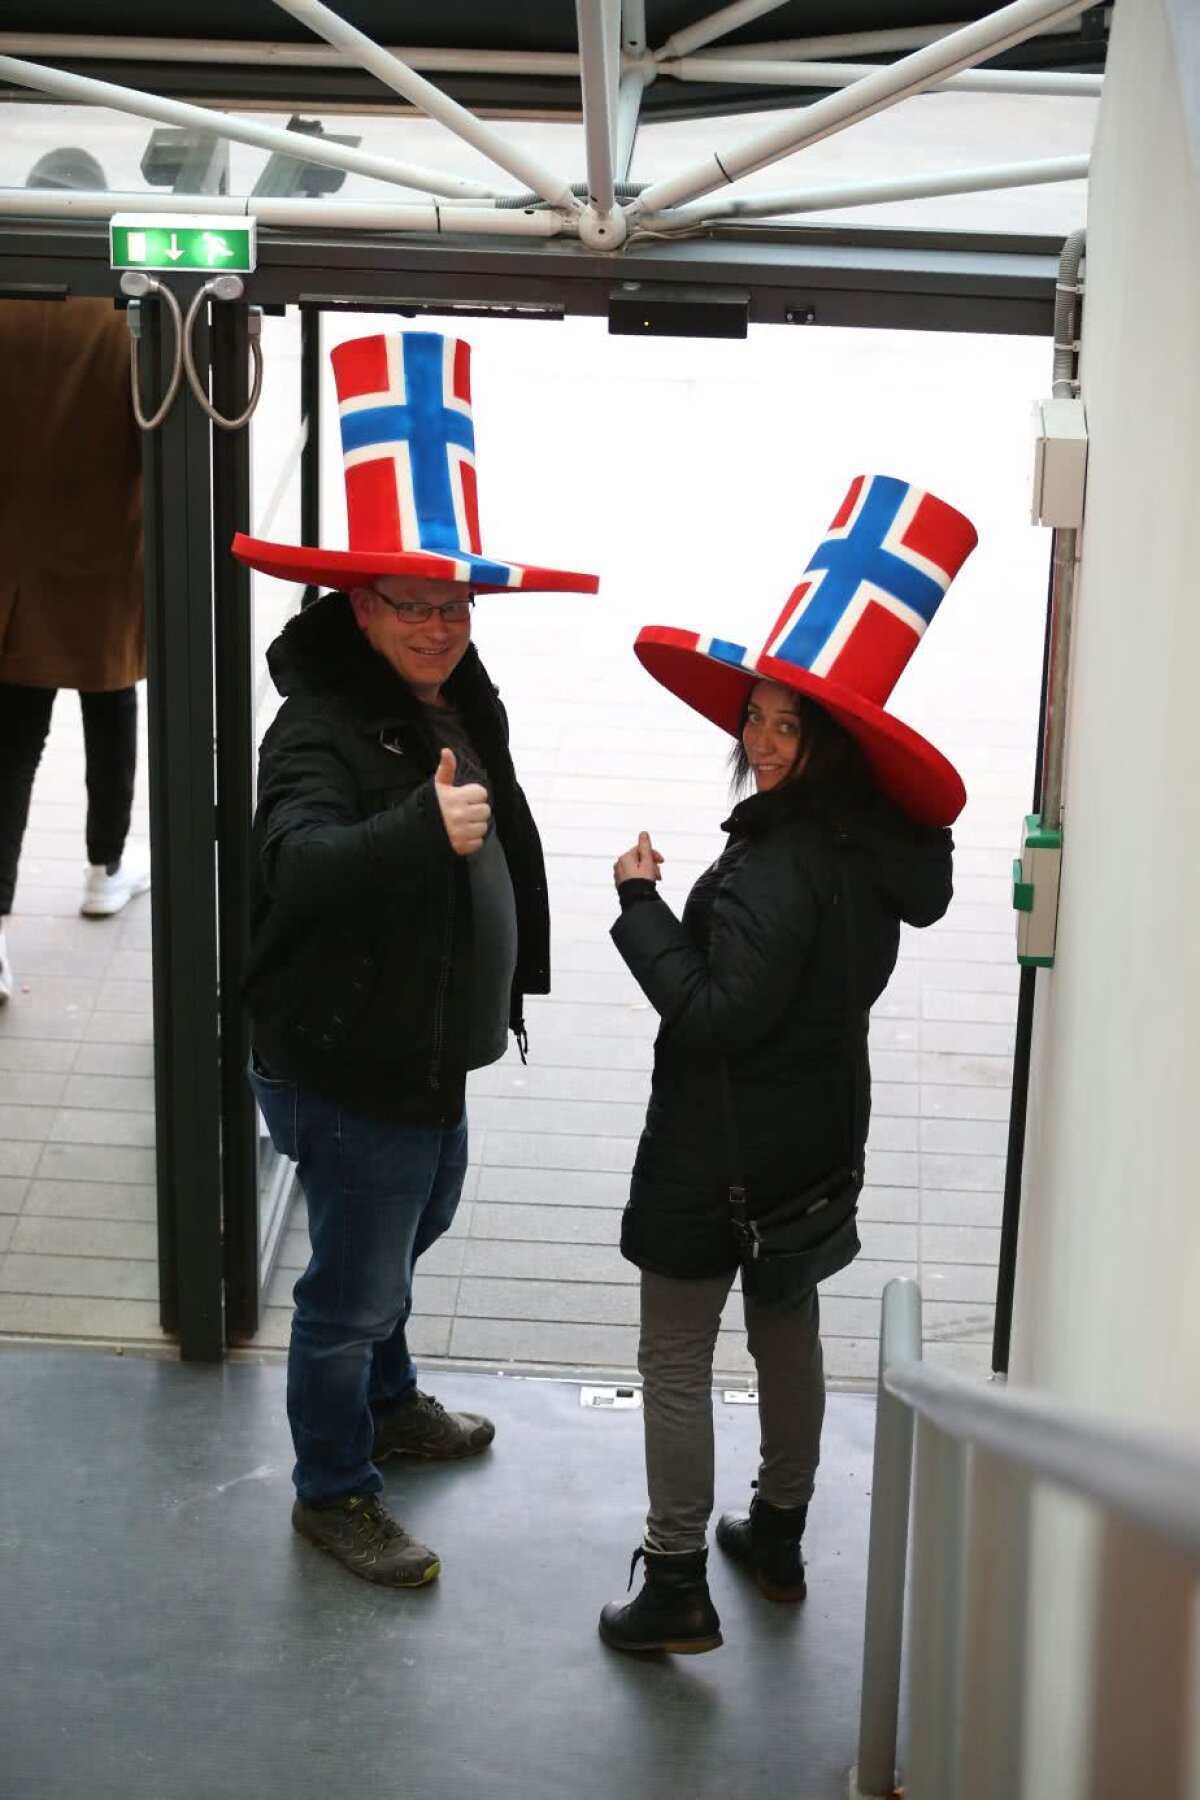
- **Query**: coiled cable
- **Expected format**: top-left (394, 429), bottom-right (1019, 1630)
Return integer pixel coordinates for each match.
top-left (182, 275), bottom-right (264, 432)
top-left (121, 272), bottom-right (185, 431)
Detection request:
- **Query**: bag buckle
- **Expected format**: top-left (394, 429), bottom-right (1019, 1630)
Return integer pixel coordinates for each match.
top-left (729, 1184), bottom-right (755, 1255)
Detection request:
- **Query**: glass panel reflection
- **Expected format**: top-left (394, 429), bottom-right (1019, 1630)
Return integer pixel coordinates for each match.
top-left (0, 97), bottom-right (1092, 233)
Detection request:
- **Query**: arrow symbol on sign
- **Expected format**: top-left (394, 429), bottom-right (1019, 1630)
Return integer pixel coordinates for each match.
top-left (202, 233), bottom-right (233, 262)
top-left (165, 233), bottom-right (184, 261)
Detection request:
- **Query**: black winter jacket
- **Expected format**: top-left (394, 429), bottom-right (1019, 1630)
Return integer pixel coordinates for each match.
top-left (611, 779), bottom-right (953, 1279)
top-left (244, 592), bottom-right (549, 1125)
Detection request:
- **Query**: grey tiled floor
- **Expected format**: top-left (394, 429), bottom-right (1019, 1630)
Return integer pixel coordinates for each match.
top-left (0, 683), bottom-right (1019, 1382)
top-left (0, 700), bottom-right (159, 1345)
top-left (0, 320), bottom-right (1047, 1385)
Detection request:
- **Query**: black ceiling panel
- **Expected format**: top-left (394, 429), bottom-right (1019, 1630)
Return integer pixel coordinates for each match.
top-left (0, 4), bottom-right (1110, 120)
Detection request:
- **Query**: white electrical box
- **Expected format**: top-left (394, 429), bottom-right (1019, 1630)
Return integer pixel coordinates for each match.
top-left (1012, 814), bottom-right (1062, 967)
top-left (1031, 396), bottom-right (1088, 528)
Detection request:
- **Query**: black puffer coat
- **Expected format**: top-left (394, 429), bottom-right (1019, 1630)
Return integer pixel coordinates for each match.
top-left (611, 780), bottom-right (953, 1279)
top-left (244, 592), bottom-right (548, 1126)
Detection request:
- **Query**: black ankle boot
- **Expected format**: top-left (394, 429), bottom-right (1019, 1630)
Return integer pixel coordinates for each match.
top-left (716, 1492), bottom-right (808, 1602)
top-left (598, 1547), bottom-right (723, 1654)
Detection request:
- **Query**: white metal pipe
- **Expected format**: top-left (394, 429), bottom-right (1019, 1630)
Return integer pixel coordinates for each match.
top-left (616, 70), bottom-right (648, 180)
top-left (854, 1280), bottom-right (922, 1800)
top-left (619, 0), bottom-right (652, 177)
top-left (662, 54), bottom-right (1104, 96)
top-left (621, 0), bottom-right (648, 56)
top-left (605, 0), bottom-right (622, 190)
top-left (262, 199), bottom-right (564, 236)
top-left (656, 0), bottom-right (791, 61)
top-left (0, 34), bottom-right (585, 75)
top-left (267, 0), bottom-right (579, 209)
top-left (692, 24), bottom-right (974, 60)
top-left (659, 153), bottom-right (1089, 226)
top-left (630, 0), bottom-right (1098, 218)
top-left (0, 54), bottom-right (503, 201)
top-left (0, 25), bottom-right (1095, 75)
top-left (952, 1449), bottom-right (1032, 1800)
top-left (0, 187), bottom-right (567, 237)
top-left (690, 19), bottom-right (1098, 59)
top-left (907, 1417), bottom-right (967, 1800)
top-left (886, 1359), bottom-right (1200, 1567)
top-left (576, 0), bottom-right (619, 217)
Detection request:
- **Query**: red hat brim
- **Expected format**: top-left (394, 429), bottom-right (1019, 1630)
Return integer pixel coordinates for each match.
top-left (231, 533), bottom-right (600, 595)
top-left (635, 627), bottom-right (965, 828)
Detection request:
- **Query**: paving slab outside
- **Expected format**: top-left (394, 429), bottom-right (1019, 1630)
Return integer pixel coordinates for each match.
top-left (0, 305), bottom-right (1048, 1387)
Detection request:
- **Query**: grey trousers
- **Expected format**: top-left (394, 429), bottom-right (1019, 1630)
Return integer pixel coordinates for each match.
top-left (639, 1267), bottom-right (826, 1555)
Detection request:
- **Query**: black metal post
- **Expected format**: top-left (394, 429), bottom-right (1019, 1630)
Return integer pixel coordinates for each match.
top-left (143, 279), bottom-right (225, 1362)
top-left (211, 301), bottom-right (260, 1343)
top-left (142, 294), bottom-right (178, 1338)
top-left (991, 544), bottom-right (1056, 1374)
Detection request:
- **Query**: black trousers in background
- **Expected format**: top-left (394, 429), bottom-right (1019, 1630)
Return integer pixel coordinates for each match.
top-left (0, 682), bottom-right (138, 914)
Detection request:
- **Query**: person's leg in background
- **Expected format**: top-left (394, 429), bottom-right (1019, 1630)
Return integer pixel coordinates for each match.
top-left (78, 685), bottom-right (150, 917)
top-left (0, 680), bottom-right (57, 1000)
top-left (716, 1284), bottom-right (824, 1601)
top-left (599, 1268), bottom-right (732, 1654)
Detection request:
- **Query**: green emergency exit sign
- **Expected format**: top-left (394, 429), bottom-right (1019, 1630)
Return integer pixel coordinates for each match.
top-left (110, 213), bottom-right (257, 274)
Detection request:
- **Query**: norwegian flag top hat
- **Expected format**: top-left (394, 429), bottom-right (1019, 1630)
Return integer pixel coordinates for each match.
top-left (635, 474), bottom-right (978, 826)
top-left (232, 330), bottom-right (599, 594)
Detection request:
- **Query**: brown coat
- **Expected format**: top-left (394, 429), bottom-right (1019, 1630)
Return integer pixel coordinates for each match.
top-left (0, 297), bottom-right (144, 691)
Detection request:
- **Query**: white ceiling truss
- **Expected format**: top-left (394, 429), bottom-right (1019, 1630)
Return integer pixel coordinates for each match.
top-left (0, 0), bottom-right (1098, 247)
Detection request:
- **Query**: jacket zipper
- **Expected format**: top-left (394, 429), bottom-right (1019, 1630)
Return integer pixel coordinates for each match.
top-left (428, 869), bottom-right (456, 1091)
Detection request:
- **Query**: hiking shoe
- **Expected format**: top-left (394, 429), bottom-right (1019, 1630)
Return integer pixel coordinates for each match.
top-left (291, 1493), bottom-right (440, 1587)
top-left (372, 1388), bottom-right (495, 1462)
top-left (80, 845), bottom-right (151, 917)
top-left (0, 926), bottom-right (11, 1004)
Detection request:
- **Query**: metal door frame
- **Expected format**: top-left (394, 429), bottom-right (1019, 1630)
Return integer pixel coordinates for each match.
top-left (0, 215), bottom-right (1058, 1358)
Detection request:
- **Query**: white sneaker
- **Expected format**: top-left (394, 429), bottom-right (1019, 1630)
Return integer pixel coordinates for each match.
top-left (0, 925), bottom-right (11, 1003)
top-left (80, 845), bottom-right (152, 918)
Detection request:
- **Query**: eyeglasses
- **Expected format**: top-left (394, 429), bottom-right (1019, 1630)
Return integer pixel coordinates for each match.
top-left (369, 590), bottom-right (475, 624)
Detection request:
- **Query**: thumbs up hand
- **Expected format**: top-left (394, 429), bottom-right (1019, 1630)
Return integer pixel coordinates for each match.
top-left (613, 831), bottom-right (664, 887)
top-left (433, 747), bottom-right (491, 857)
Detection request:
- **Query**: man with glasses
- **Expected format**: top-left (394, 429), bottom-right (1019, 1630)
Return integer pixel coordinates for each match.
top-left (234, 329), bottom-right (598, 1588)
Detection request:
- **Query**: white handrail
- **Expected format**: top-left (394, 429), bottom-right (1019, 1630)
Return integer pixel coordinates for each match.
top-left (884, 1358), bottom-right (1200, 1564)
top-left (853, 1280), bottom-right (1200, 1799)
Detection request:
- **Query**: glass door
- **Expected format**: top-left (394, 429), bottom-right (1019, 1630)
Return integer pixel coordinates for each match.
top-left (219, 303), bottom-right (320, 1340)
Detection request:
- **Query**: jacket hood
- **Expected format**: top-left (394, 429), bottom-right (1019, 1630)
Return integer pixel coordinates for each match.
top-left (267, 589), bottom-right (402, 706)
top-left (725, 779), bottom-right (953, 929)
top-left (844, 801), bottom-right (954, 928)
top-left (265, 588), bottom-right (484, 723)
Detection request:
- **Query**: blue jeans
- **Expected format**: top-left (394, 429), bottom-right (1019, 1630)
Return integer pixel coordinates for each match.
top-left (249, 1061), bottom-right (469, 1506)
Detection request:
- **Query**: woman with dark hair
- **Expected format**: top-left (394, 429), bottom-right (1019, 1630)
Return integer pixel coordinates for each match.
top-left (598, 475), bottom-right (978, 1655)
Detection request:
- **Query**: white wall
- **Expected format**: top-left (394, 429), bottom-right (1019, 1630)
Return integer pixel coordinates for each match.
top-left (1010, 0), bottom-right (1200, 1789)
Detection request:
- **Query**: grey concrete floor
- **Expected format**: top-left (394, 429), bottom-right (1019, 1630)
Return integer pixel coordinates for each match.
top-left (0, 1346), bottom-right (880, 1800)
top-left (0, 316), bottom-right (1042, 1385)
